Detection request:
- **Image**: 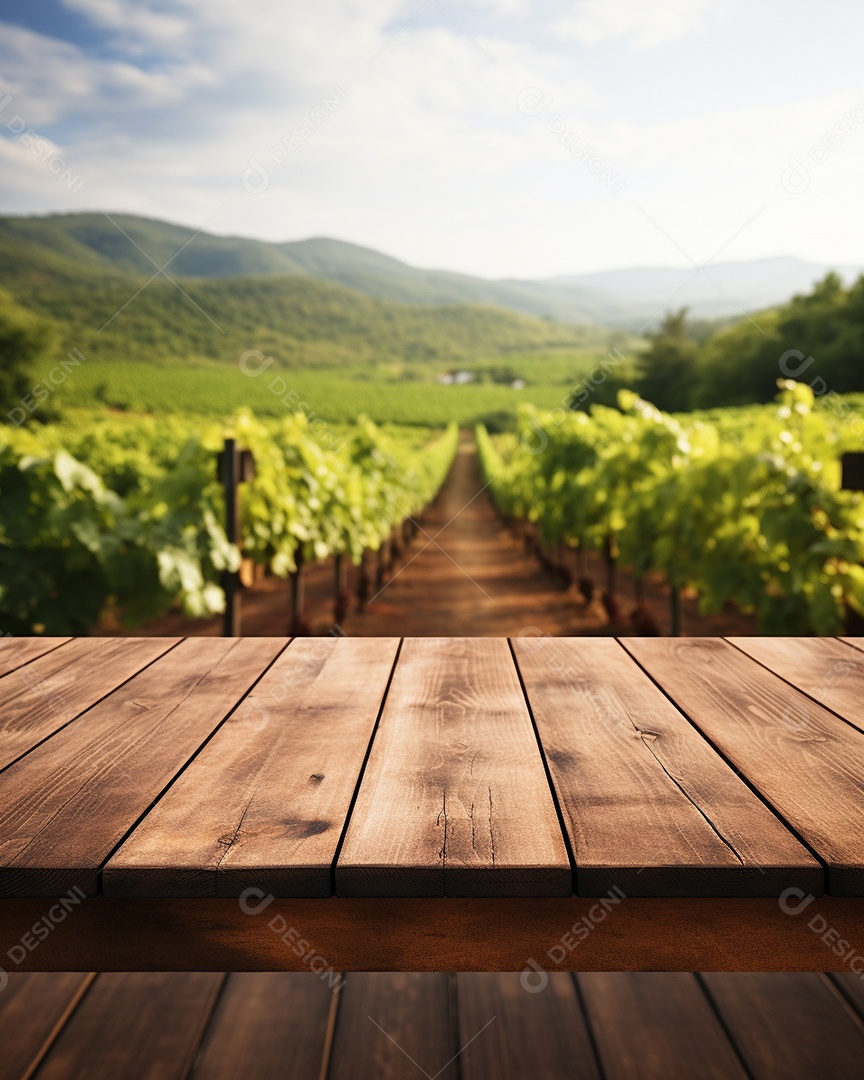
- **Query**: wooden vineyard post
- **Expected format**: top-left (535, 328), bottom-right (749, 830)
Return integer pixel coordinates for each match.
top-left (218, 438), bottom-right (255, 637)
top-left (842, 452), bottom-right (864, 635)
top-left (670, 584), bottom-right (682, 637)
top-left (601, 532), bottom-right (621, 623)
top-left (289, 549), bottom-right (306, 635)
top-left (333, 553), bottom-right (349, 623)
top-left (390, 525), bottom-right (402, 568)
top-left (603, 533), bottom-right (617, 597)
top-left (842, 452), bottom-right (864, 492)
top-left (375, 541), bottom-right (389, 591)
top-left (356, 551), bottom-right (371, 611)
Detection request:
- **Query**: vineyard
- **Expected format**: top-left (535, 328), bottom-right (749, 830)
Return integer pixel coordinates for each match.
top-left (3, 379), bottom-right (864, 638)
top-left (476, 381), bottom-right (864, 635)
top-left (52, 359), bottom-right (576, 428)
top-left (0, 413), bottom-right (457, 634)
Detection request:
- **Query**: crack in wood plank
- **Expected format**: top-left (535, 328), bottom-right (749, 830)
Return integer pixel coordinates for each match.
top-left (635, 728), bottom-right (745, 866)
top-left (438, 787), bottom-right (448, 891)
top-left (214, 785), bottom-right (260, 873)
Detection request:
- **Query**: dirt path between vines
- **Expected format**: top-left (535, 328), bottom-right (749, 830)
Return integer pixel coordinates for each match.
top-left (339, 435), bottom-right (755, 637)
top-left (124, 433), bottom-right (755, 638)
top-left (340, 434), bottom-right (594, 636)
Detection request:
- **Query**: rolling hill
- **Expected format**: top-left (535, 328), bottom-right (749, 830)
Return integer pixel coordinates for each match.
top-left (0, 221), bottom-right (602, 370)
top-left (2, 212), bottom-right (856, 329)
top-left (0, 212), bottom-right (608, 326)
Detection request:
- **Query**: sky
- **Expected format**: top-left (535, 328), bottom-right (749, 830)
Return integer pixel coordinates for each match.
top-left (0, 0), bottom-right (863, 278)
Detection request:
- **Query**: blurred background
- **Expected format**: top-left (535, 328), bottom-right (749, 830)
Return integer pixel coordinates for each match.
top-left (1, 0), bottom-right (863, 638)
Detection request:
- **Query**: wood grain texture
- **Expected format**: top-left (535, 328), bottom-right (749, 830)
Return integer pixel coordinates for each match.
top-left (624, 638), bottom-right (864, 895)
top-left (190, 973), bottom-right (335, 1080)
top-left (104, 638), bottom-right (398, 898)
top-left (840, 638), bottom-right (864, 653)
top-left (579, 972), bottom-right (749, 1080)
top-left (0, 638), bottom-right (284, 897)
top-left (5, 896), bottom-right (864, 972)
top-left (0, 972), bottom-right (92, 1080)
top-left (457, 973), bottom-right (600, 1080)
top-left (336, 638), bottom-right (571, 896)
top-left (729, 637), bottom-right (864, 733)
top-left (32, 973), bottom-right (223, 1080)
top-left (0, 637), bottom-right (69, 678)
top-left (0, 637), bottom-right (179, 772)
top-left (328, 973), bottom-right (457, 1080)
top-left (703, 973), bottom-right (864, 1080)
top-left (830, 973), bottom-right (864, 1022)
top-left (3, 635), bottom-right (860, 901)
top-left (9, 972), bottom-right (864, 1079)
top-left (514, 637), bottom-right (820, 896)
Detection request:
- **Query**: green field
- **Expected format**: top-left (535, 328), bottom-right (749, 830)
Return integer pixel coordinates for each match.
top-left (52, 359), bottom-right (605, 428)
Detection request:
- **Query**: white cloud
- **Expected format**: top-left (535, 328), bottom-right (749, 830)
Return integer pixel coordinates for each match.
top-left (0, 0), bottom-right (861, 276)
top-left (0, 22), bottom-right (217, 125)
top-left (553, 0), bottom-right (732, 50)
top-left (63, 0), bottom-right (192, 45)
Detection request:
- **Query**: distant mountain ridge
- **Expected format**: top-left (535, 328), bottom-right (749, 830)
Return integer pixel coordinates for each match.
top-left (551, 258), bottom-right (864, 322)
top-left (0, 211), bottom-right (859, 328)
top-left (0, 215), bottom-right (599, 370)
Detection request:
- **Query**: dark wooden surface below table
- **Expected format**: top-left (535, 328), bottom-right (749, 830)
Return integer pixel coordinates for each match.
top-left (2, 972), bottom-right (864, 1080)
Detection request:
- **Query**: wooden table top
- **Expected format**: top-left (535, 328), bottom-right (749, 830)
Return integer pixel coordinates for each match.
top-left (3, 972), bottom-right (864, 1080)
top-left (1, 635), bottom-right (862, 899)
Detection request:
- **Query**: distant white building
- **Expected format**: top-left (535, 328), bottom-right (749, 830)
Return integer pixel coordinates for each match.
top-left (437, 370), bottom-right (476, 385)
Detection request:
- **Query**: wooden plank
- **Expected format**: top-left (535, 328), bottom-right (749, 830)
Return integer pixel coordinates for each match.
top-left (702, 973), bottom-right (864, 1080)
top-left (0, 637), bottom-right (69, 677)
top-left (104, 638), bottom-right (399, 898)
top-left (0, 637), bottom-right (180, 771)
top-left (579, 972), bottom-right (748, 1080)
top-left (33, 972), bottom-right (223, 1080)
top-left (729, 637), bottom-right (864, 733)
top-left (336, 638), bottom-right (571, 897)
top-left (0, 972), bottom-right (92, 1080)
top-left (840, 637), bottom-right (864, 653)
top-left (624, 638), bottom-right (864, 895)
top-left (189, 973), bottom-right (335, 1079)
top-left (457, 973), bottom-right (600, 1080)
top-left (328, 973), bottom-right (457, 1080)
top-left (0, 637), bottom-right (285, 897)
top-left (514, 638), bottom-right (819, 896)
top-left (829, 973), bottom-right (864, 1022)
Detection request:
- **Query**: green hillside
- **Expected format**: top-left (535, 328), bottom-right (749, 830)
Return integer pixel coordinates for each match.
top-left (0, 212), bottom-right (309, 277)
top-left (3, 212), bottom-right (855, 330)
top-left (0, 211), bottom-right (617, 324)
top-left (0, 224), bottom-right (606, 369)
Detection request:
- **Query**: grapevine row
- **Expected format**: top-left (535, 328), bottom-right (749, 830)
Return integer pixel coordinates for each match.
top-left (476, 381), bottom-right (864, 634)
top-left (0, 414), bottom-right (458, 634)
